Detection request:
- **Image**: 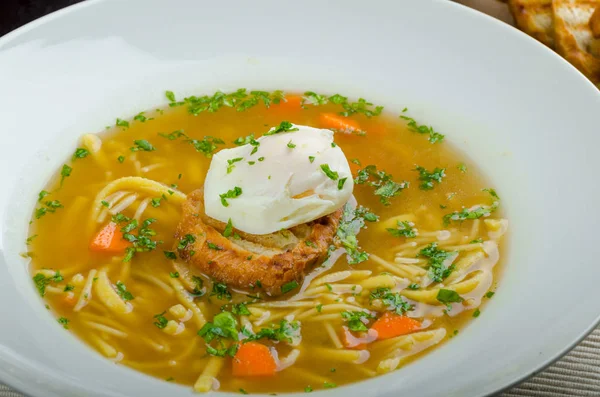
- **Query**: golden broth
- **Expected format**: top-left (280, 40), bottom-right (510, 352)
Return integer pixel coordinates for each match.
top-left (28, 91), bottom-right (506, 394)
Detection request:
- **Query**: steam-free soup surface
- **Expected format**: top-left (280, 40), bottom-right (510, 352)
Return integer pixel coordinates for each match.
top-left (27, 91), bottom-right (507, 393)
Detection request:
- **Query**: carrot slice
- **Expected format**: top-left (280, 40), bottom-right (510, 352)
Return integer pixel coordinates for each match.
top-left (89, 222), bottom-right (131, 253)
top-left (270, 95), bottom-right (303, 112)
top-left (63, 292), bottom-right (77, 307)
top-left (232, 342), bottom-right (277, 377)
top-left (319, 113), bottom-right (361, 134)
top-left (370, 313), bottom-right (421, 340)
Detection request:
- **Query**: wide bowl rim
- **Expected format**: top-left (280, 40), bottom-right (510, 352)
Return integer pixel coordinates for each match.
top-left (1, 0), bottom-right (600, 396)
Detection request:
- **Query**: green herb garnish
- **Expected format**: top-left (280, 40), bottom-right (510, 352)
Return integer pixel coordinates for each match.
top-left (386, 221), bottom-right (417, 238)
top-left (219, 186), bottom-right (243, 207)
top-left (341, 311), bottom-right (374, 332)
top-left (115, 281), bottom-right (134, 301)
top-left (418, 243), bottom-right (456, 282)
top-left (414, 166), bottom-right (446, 190)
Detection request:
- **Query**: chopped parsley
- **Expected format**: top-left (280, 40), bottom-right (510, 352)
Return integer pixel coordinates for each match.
top-left (72, 148), bottom-right (89, 160)
top-left (188, 136), bottom-right (225, 157)
top-left (436, 289), bottom-right (464, 309)
top-left (258, 157), bottom-right (265, 162)
top-left (370, 288), bottom-right (413, 315)
top-left (316, 304), bottom-right (324, 313)
top-left (239, 389), bottom-right (248, 395)
top-left (223, 218), bottom-right (234, 237)
top-left (400, 112), bottom-right (445, 143)
top-left (318, 94), bottom-right (383, 118)
top-left (335, 203), bottom-right (372, 264)
top-left (473, 308), bottom-right (481, 318)
top-left (198, 312), bottom-right (239, 351)
top-left (324, 382), bottom-right (337, 389)
top-left (177, 234), bottom-right (196, 250)
top-left (38, 190), bottom-right (50, 202)
top-left (232, 303), bottom-right (251, 316)
top-left (320, 164), bottom-right (339, 180)
top-left (304, 240), bottom-right (316, 247)
top-left (191, 276), bottom-right (205, 296)
top-left (57, 317), bottom-right (70, 329)
top-left (130, 139), bottom-right (156, 152)
top-left (153, 311), bottom-right (168, 329)
top-left (159, 129), bottom-right (186, 140)
top-left (115, 281), bottom-right (134, 301)
top-left (165, 90), bottom-right (176, 102)
top-left (133, 112), bottom-right (150, 122)
top-left (414, 166), bottom-right (446, 190)
top-left (305, 386), bottom-right (313, 393)
top-left (265, 120), bottom-right (299, 136)
top-left (178, 89), bottom-right (283, 115)
top-left (337, 177), bottom-right (348, 190)
top-left (308, 156), bottom-right (315, 163)
top-left (211, 282), bottom-right (232, 301)
top-left (408, 283), bottom-right (420, 290)
top-left (287, 140), bottom-right (296, 149)
top-left (119, 217), bottom-right (162, 262)
top-left (226, 157), bottom-right (244, 174)
top-left (35, 200), bottom-right (63, 219)
top-left (485, 291), bottom-right (495, 299)
top-left (117, 155), bottom-right (125, 163)
top-left (219, 186), bottom-right (243, 207)
top-left (443, 188), bottom-right (500, 225)
top-left (418, 243), bottom-right (456, 282)
top-left (32, 271), bottom-right (63, 296)
top-left (243, 319), bottom-right (301, 344)
top-left (341, 311), bottom-right (374, 332)
top-left (116, 118), bottom-right (129, 128)
top-left (169, 272), bottom-right (180, 278)
top-left (164, 251), bottom-right (177, 260)
top-left (207, 242), bottom-right (223, 251)
top-left (386, 220), bottom-right (417, 238)
top-left (281, 280), bottom-right (299, 294)
top-left (354, 165), bottom-right (408, 205)
top-left (151, 197), bottom-right (162, 207)
top-left (302, 91), bottom-right (328, 106)
top-left (60, 164), bottom-right (72, 185)
top-left (26, 235), bottom-right (38, 245)
top-left (470, 238), bottom-right (483, 244)
top-left (100, 200), bottom-right (110, 208)
top-left (457, 163), bottom-right (468, 173)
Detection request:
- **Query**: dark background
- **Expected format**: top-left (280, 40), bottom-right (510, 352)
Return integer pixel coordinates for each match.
top-left (1, 0), bottom-right (84, 37)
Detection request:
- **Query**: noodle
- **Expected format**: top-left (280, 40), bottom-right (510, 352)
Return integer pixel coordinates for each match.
top-left (73, 269), bottom-right (98, 312)
top-left (194, 356), bottom-right (224, 392)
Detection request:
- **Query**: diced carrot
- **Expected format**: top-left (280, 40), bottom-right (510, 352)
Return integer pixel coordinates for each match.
top-left (370, 313), bottom-right (421, 340)
top-left (232, 342), bottom-right (277, 377)
top-left (319, 113), bottom-right (361, 134)
top-left (270, 95), bottom-right (303, 112)
top-left (89, 222), bottom-right (131, 253)
top-left (64, 292), bottom-right (77, 307)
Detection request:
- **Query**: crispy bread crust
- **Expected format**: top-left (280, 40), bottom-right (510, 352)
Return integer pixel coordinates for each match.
top-left (174, 189), bottom-right (342, 296)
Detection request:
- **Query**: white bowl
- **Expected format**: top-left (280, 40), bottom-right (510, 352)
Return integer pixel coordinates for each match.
top-left (1, 1), bottom-right (599, 396)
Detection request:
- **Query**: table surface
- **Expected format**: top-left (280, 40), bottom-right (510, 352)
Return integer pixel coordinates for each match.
top-left (1, 0), bottom-right (599, 396)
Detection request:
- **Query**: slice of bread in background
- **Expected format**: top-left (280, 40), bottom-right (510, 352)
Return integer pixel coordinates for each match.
top-left (508, 0), bottom-right (555, 47)
top-left (553, 0), bottom-right (600, 84)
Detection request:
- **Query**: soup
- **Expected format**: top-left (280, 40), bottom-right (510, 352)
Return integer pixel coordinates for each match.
top-left (26, 90), bottom-right (507, 394)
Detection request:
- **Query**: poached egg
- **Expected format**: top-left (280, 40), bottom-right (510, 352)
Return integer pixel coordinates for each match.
top-left (203, 124), bottom-right (354, 235)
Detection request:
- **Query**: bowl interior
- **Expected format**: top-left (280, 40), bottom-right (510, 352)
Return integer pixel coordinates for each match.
top-left (1, 1), bottom-right (600, 397)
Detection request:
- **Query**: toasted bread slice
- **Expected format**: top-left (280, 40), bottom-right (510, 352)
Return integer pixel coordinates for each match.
top-left (508, 0), bottom-right (555, 47)
top-left (590, 5), bottom-right (600, 37)
top-left (173, 189), bottom-right (342, 296)
top-left (553, 0), bottom-right (600, 84)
